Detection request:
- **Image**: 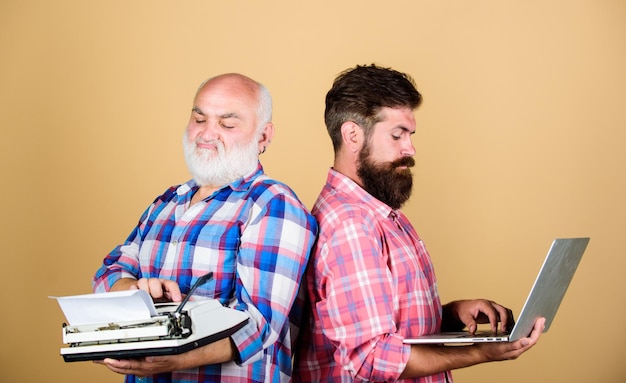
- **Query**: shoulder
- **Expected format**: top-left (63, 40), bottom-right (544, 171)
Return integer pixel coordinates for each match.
top-left (245, 175), bottom-right (316, 226)
top-left (313, 186), bottom-right (380, 236)
top-left (248, 174), bottom-right (305, 205)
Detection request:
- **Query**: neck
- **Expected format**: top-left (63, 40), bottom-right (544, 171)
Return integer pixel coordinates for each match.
top-left (190, 184), bottom-right (221, 205)
top-left (333, 152), bottom-right (364, 188)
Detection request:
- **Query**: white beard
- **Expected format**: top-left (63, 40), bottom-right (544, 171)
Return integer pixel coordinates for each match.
top-left (183, 133), bottom-right (259, 187)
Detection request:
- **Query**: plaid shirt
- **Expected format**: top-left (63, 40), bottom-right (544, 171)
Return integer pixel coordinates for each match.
top-left (295, 169), bottom-right (450, 383)
top-left (93, 163), bottom-right (317, 383)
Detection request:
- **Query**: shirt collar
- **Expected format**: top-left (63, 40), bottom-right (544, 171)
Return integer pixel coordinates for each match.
top-left (326, 167), bottom-right (396, 218)
top-left (176, 161), bottom-right (265, 198)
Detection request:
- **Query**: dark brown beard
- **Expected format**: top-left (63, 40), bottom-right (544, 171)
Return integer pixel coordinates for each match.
top-left (357, 143), bottom-right (414, 209)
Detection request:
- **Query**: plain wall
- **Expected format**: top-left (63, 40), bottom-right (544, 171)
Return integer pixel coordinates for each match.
top-left (1, 1), bottom-right (624, 382)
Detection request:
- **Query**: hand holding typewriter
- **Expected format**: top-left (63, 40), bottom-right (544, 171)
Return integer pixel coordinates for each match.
top-left (96, 337), bottom-right (236, 377)
top-left (111, 277), bottom-right (183, 303)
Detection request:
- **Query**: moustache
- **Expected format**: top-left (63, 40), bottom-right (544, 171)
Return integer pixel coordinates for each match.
top-left (391, 157), bottom-right (415, 168)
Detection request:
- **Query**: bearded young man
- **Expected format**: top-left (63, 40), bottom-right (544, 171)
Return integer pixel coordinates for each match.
top-left (92, 73), bottom-right (317, 383)
top-left (294, 64), bottom-right (544, 383)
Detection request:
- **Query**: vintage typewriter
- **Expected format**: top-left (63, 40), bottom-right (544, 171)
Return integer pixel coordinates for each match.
top-left (56, 273), bottom-right (249, 362)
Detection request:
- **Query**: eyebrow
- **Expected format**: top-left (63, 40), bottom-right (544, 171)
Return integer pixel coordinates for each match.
top-left (191, 107), bottom-right (240, 120)
top-left (394, 126), bottom-right (416, 134)
top-left (192, 106), bottom-right (205, 116)
top-left (220, 112), bottom-right (239, 119)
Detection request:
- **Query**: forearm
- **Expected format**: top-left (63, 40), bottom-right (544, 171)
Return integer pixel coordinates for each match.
top-left (401, 317), bottom-right (546, 378)
top-left (101, 337), bottom-right (237, 375)
top-left (400, 344), bottom-right (486, 378)
top-left (110, 277), bottom-right (138, 291)
top-left (175, 337), bottom-right (237, 370)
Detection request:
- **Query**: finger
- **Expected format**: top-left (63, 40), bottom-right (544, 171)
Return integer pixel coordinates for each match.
top-left (529, 317), bottom-right (546, 341)
top-left (102, 358), bottom-right (132, 374)
top-left (458, 300), bottom-right (495, 333)
top-left (102, 357), bottom-right (127, 367)
top-left (465, 318), bottom-right (478, 334)
top-left (476, 301), bottom-right (500, 333)
top-left (161, 279), bottom-right (183, 302)
top-left (105, 358), bottom-right (152, 376)
top-left (456, 307), bottom-right (478, 333)
top-left (517, 317), bottom-right (545, 348)
top-left (147, 278), bottom-right (166, 299)
top-left (504, 307), bottom-right (515, 332)
top-left (136, 278), bottom-right (150, 294)
top-left (491, 303), bottom-right (511, 333)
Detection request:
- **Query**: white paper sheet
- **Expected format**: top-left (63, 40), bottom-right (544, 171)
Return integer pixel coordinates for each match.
top-left (52, 290), bottom-right (158, 326)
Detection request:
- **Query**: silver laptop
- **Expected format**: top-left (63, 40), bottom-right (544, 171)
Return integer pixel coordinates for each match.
top-left (403, 237), bottom-right (589, 344)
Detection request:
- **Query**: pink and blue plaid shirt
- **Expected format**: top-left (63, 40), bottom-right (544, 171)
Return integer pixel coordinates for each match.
top-left (295, 168), bottom-right (450, 383)
top-left (93, 163), bottom-right (317, 383)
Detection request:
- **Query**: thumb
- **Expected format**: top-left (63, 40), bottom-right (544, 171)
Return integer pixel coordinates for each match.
top-left (467, 322), bottom-right (477, 334)
top-left (460, 314), bottom-right (478, 333)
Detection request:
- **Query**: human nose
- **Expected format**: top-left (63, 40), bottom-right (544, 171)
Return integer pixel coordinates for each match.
top-left (190, 120), bottom-right (219, 141)
top-left (401, 138), bottom-right (416, 157)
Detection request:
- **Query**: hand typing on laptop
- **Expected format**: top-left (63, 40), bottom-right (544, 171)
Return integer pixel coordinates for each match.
top-left (441, 299), bottom-right (516, 335)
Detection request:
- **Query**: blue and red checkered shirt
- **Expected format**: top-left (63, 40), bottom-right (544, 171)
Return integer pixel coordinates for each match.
top-left (93, 163), bottom-right (317, 383)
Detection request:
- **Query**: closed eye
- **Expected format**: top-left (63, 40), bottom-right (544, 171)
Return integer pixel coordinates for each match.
top-left (392, 127), bottom-right (415, 140)
top-left (220, 115), bottom-right (239, 129)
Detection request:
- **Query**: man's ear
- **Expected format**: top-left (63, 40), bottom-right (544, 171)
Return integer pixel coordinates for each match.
top-left (257, 122), bottom-right (275, 154)
top-left (340, 121), bottom-right (363, 153)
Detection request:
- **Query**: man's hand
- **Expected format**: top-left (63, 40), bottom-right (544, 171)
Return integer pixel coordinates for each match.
top-left (111, 277), bottom-right (183, 302)
top-left (136, 278), bottom-right (183, 302)
top-left (443, 299), bottom-right (515, 334)
top-left (476, 317), bottom-right (545, 361)
top-left (95, 355), bottom-right (183, 377)
top-left (93, 337), bottom-right (236, 376)
top-left (400, 317), bottom-right (545, 378)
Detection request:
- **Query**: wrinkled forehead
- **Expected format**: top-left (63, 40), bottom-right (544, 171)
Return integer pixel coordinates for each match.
top-left (194, 76), bottom-right (260, 116)
top-left (198, 75), bottom-right (259, 101)
top-left (375, 106), bottom-right (416, 127)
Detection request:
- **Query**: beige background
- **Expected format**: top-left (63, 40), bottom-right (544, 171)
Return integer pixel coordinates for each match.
top-left (1, 1), bottom-right (625, 382)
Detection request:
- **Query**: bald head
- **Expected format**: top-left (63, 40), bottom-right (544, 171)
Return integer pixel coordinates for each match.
top-left (197, 73), bottom-right (272, 131)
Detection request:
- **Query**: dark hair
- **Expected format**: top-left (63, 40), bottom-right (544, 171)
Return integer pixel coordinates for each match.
top-left (324, 64), bottom-right (422, 152)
